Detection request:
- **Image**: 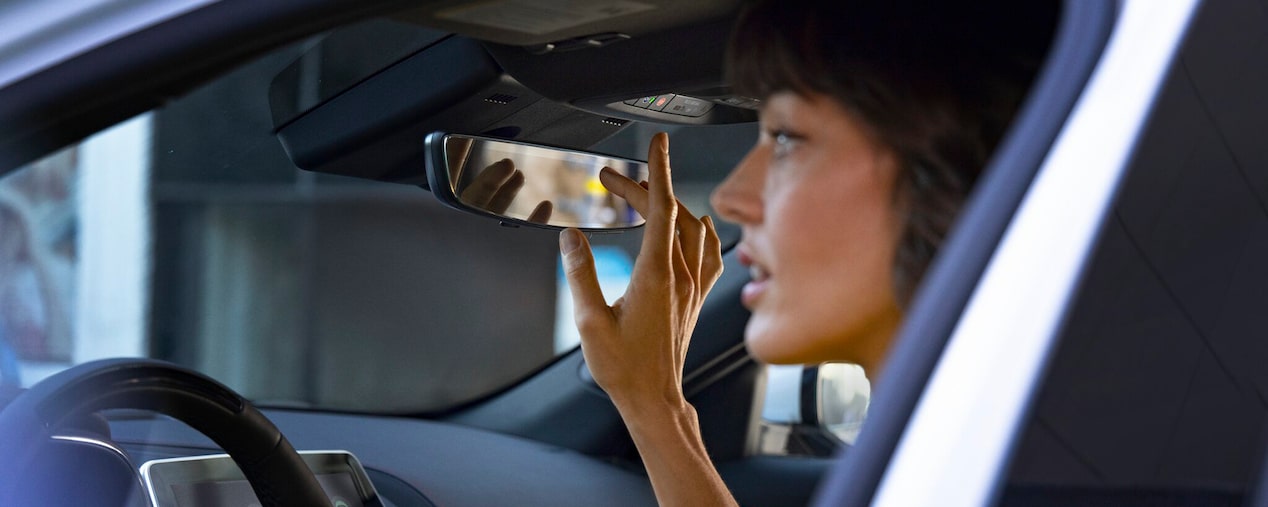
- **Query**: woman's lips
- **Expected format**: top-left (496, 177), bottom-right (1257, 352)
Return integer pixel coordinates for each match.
top-left (737, 247), bottom-right (769, 309)
top-left (741, 276), bottom-right (768, 309)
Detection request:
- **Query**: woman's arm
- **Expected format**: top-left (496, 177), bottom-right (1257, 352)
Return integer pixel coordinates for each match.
top-left (560, 132), bottom-right (734, 507)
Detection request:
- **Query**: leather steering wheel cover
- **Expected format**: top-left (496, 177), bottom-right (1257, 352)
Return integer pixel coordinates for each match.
top-left (0, 358), bottom-right (330, 507)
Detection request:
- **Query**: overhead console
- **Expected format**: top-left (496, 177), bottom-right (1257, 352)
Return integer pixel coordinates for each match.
top-left (270, 24), bottom-right (633, 187)
top-left (270, 3), bottom-right (756, 188)
top-left (609, 89), bottom-right (760, 124)
top-left (479, 12), bottom-right (759, 126)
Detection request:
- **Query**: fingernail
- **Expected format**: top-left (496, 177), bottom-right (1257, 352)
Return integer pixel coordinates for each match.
top-left (560, 228), bottom-right (580, 254)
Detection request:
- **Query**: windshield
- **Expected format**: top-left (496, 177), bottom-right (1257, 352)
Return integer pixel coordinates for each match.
top-left (0, 19), bottom-right (748, 414)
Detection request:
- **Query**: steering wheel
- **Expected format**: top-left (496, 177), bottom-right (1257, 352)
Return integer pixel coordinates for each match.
top-left (0, 358), bottom-right (331, 506)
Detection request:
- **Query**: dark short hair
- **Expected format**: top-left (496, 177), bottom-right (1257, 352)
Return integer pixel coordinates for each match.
top-left (727, 1), bottom-right (1058, 304)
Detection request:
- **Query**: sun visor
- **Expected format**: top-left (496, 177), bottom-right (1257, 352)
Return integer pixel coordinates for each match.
top-left (269, 34), bottom-right (630, 187)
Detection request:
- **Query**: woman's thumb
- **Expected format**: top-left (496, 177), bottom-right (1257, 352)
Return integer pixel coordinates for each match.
top-left (560, 228), bottom-right (608, 316)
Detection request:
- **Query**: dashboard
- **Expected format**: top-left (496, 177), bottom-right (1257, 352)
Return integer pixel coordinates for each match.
top-left (108, 409), bottom-right (659, 507)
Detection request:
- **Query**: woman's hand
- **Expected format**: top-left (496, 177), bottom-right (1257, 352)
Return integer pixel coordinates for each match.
top-left (559, 132), bottom-right (733, 507)
top-left (559, 132), bottom-right (723, 410)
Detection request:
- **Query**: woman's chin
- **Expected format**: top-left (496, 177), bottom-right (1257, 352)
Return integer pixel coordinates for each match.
top-left (745, 343), bottom-right (798, 364)
top-left (742, 316), bottom-right (871, 366)
top-left (743, 320), bottom-right (820, 365)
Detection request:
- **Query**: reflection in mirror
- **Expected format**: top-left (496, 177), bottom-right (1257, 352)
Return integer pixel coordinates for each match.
top-left (818, 363), bottom-right (870, 445)
top-left (432, 134), bottom-right (648, 230)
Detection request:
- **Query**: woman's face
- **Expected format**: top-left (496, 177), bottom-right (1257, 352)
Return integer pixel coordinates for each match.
top-left (710, 91), bottom-right (904, 373)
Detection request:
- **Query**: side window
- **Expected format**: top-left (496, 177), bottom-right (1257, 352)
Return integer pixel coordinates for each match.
top-left (1000, 0), bottom-right (1268, 503)
top-left (0, 146), bottom-right (84, 388)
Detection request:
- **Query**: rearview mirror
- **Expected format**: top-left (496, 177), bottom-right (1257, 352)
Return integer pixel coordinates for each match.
top-left (424, 133), bottom-right (649, 230)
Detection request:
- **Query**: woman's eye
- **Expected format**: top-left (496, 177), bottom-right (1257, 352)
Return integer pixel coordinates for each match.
top-left (771, 130), bottom-right (799, 158)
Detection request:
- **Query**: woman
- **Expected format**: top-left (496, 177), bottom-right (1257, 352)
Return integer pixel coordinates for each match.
top-left (559, 1), bottom-right (1054, 505)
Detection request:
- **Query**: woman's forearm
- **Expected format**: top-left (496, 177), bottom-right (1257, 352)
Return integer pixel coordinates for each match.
top-left (615, 398), bottom-right (739, 507)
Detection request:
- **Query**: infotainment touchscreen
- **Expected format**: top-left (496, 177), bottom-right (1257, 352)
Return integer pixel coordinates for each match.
top-left (140, 450), bottom-right (382, 507)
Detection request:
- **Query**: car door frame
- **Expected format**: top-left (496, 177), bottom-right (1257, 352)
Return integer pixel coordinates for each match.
top-left (813, 1), bottom-right (1207, 506)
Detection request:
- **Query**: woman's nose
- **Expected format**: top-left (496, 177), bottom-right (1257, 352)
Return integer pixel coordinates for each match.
top-left (710, 146), bottom-right (764, 225)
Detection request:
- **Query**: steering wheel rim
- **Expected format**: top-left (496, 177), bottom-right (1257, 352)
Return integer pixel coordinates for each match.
top-left (0, 358), bottom-right (330, 506)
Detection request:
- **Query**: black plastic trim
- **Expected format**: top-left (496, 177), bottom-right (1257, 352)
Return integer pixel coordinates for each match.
top-left (717, 455), bottom-right (835, 506)
top-left (810, 2), bottom-right (1119, 506)
top-left (364, 467), bottom-right (437, 507)
top-left (799, 366), bottom-right (820, 425)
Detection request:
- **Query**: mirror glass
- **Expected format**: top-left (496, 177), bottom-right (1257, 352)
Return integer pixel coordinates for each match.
top-left (818, 363), bottom-right (870, 445)
top-left (432, 134), bottom-right (648, 230)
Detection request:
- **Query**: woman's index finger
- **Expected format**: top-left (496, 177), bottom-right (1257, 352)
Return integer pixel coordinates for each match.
top-left (640, 132), bottom-right (678, 266)
top-left (599, 167), bottom-right (648, 213)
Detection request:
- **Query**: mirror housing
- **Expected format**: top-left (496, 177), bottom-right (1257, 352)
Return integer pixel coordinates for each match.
top-left (424, 132), bottom-right (649, 231)
top-left (271, 31), bottom-right (633, 187)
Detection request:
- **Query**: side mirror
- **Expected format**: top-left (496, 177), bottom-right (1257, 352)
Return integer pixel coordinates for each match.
top-left (423, 132), bottom-right (649, 230)
top-left (757, 363), bottom-right (871, 456)
top-left (814, 363), bottom-right (871, 445)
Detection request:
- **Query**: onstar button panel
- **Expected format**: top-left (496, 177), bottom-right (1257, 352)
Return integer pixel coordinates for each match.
top-left (649, 94), bottom-right (675, 111)
top-left (664, 95), bottom-right (712, 117)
